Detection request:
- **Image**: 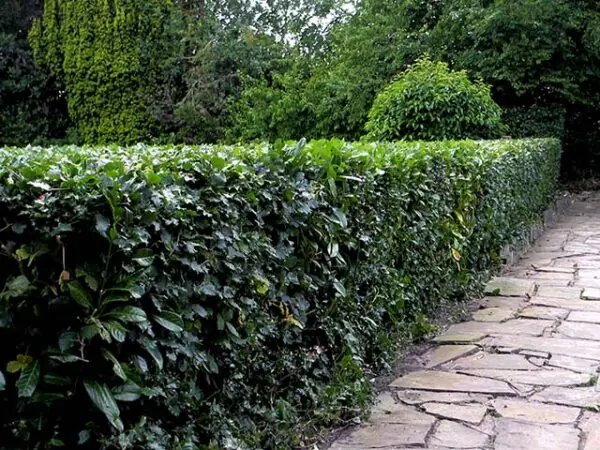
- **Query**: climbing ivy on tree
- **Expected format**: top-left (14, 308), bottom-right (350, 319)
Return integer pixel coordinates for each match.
top-left (29, 0), bottom-right (180, 144)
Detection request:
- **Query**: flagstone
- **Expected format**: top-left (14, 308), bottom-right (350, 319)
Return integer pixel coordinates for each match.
top-left (536, 286), bottom-right (583, 299)
top-left (579, 411), bottom-right (600, 450)
top-left (457, 368), bottom-right (591, 387)
top-left (567, 311), bottom-right (600, 323)
top-left (328, 423), bottom-right (431, 449)
top-left (396, 390), bottom-right (491, 405)
top-left (487, 334), bottom-right (600, 360)
top-left (520, 305), bottom-right (569, 320)
top-left (472, 307), bottom-right (514, 322)
top-left (484, 277), bottom-right (536, 297)
top-left (583, 287), bottom-right (600, 300)
top-left (442, 319), bottom-right (552, 337)
top-left (429, 420), bottom-right (489, 449)
top-left (369, 392), bottom-right (436, 425)
top-left (389, 370), bottom-right (515, 394)
top-left (423, 345), bottom-right (478, 368)
top-left (548, 355), bottom-right (599, 374)
top-left (494, 419), bottom-right (581, 450)
top-left (422, 402), bottom-right (487, 424)
top-left (531, 386), bottom-right (600, 408)
top-left (557, 321), bottom-right (600, 341)
top-left (433, 331), bottom-right (487, 344)
top-left (492, 398), bottom-right (580, 424)
top-left (447, 353), bottom-right (539, 370)
top-left (532, 296), bottom-right (600, 312)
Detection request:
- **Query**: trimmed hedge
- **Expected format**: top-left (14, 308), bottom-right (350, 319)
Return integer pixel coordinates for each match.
top-left (0, 138), bottom-right (559, 449)
top-left (503, 105), bottom-right (566, 139)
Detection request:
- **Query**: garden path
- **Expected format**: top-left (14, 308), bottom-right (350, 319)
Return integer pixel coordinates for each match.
top-left (330, 192), bottom-right (600, 450)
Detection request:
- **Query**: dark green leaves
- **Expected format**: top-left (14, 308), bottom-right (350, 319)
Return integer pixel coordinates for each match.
top-left (16, 361), bottom-right (40, 398)
top-left (68, 281), bottom-right (94, 309)
top-left (0, 371), bottom-right (5, 391)
top-left (153, 312), bottom-right (184, 333)
top-left (84, 381), bottom-right (123, 432)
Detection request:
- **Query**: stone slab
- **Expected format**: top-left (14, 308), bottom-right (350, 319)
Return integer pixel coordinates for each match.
top-left (557, 321), bottom-right (600, 341)
top-left (520, 350), bottom-right (550, 359)
top-left (457, 368), bottom-right (591, 387)
top-left (567, 311), bottom-right (600, 323)
top-left (536, 286), bottom-right (583, 299)
top-left (447, 353), bottom-right (539, 371)
top-left (548, 355), bottom-right (599, 374)
top-left (531, 386), bottom-right (600, 407)
top-left (479, 296), bottom-right (524, 310)
top-left (422, 402), bottom-right (487, 424)
top-left (329, 423), bottom-right (431, 449)
top-left (442, 319), bottom-right (553, 337)
top-left (433, 331), bottom-right (487, 344)
top-left (579, 411), bottom-right (600, 450)
top-left (472, 307), bottom-right (514, 322)
top-left (396, 390), bottom-right (491, 405)
top-left (487, 334), bottom-right (600, 360)
top-left (484, 277), bottom-right (535, 297)
top-left (370, 392), bottom-right (436, 425)
top-left (494, 419), bottom-right (581, 450)
top-left (492, 398), bottom-right (580, 424)
top-left (520, 305), bottom-right (569, 320)
top-left (532, 296), bottom-right (600, 313)
top-left (429, 420), bottom-right (489, 449)
top-left (583, 287), bottom-right (600, 300)
top-left (423, 345), bottom-right (478, 369)
top-left (389, 370), bottom-right (515, 394)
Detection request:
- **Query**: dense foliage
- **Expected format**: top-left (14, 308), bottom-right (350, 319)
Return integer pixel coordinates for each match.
top-left (29, 0), bottom-right (180, 144)
top-left (365, 58), bottom-right (503, 141)
top-left (0, 138), bottom-right (560, 448)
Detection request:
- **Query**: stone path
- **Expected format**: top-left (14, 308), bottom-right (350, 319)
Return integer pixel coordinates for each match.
top-left (330, 193), bottom-right (600, 450)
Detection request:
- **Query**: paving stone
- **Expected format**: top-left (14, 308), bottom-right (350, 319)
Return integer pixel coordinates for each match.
top-left (484, 277), bottom-right (536, 297)
top-left (447, 353), bottom-right (539, 370)
top-left (329, 423), bottom-right (431, 449)
top-left (370, 392), bottom-right (436, 425)
top-left (433, 331), bottom-right (488, 344)
top-left (530, 266), bottom-right (576, 274)
top-left (429, 420), bottom-right (489, 449)
top-left (423, 345), bottom-right (478, 369)
top-left (520, 305), bottom-right (569, 320)
top-left (472, 307), bottom-right (514, 322)
top-left (532, 296), bottom-right (600, 313)
top-left (548, 355), bottom-right (599, 374)
top-left (567, 311), bottom-right (600, 323)
top-left (492, 398), bottom-right (580, 424)
top-left (389, 370), bottom-right (516, 394)
top-left (478, 296), bottom-right (524, 310)
top-left (579, 411), bottom-right (600, 450)
top-left (494, 419), bottom-right (581, 450)
top-left (422, 402), bottom-right (487, 424)
top-left (531, 386), bottom-right (600, 407)
top-left (583, 287), bottom-right (600, 300)
top-left (536, 286), bottom-right (583, 299)
top-left (442, 319), bottom-right (553, 337)
top-left (396, 390), bottom-right (491, 405)
top-left (457, 368), bottom-right (591, 387)
top-left (557, 321), bottom-right (600, 341)
top-left (488, 334), bottom-right (600, 360)
top-left (520, 350), bottom-right (550, 358)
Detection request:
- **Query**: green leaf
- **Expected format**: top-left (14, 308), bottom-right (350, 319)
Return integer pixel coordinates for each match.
top-left (16, 361), bottom-right (40, 398)
top-left (0, 371), bottom-right (5, 391)
top-left (59, 331), bottom-right (78, 352)
top-left (105, 306), bottom-right (147, 323)
top-left (141, 340), bottom-right (163, 369)
top-left (68, 281), bottom-right (94, 309)
top-left (2, 275), bottom-right (31, 299)
top-left (153, 311), bottom-right (184, 333)
top-left (105, 321), bottom-right (127, 343)
top-left (84, 381), bottom-right (123, 432)
top-left (112, 383), bottom-right (142, 402)
top-left (333, 281), bottom-right (347, 297)
top-left (133, 248), bottom-right (154, 267)
top-left (101, 349), bottom-right (127, 381)
top-left (44, 373), bottom-right (72, 386)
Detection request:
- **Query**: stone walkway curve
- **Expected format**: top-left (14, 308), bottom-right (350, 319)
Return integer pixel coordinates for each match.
top-left (330, 192), bottom-right (600, 450)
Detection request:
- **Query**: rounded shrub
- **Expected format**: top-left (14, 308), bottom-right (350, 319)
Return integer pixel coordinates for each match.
top-left (365, 57), bottom-right (504, 141)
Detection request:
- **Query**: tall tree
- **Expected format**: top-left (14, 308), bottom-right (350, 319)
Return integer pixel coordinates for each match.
top-left (29, 0), bottom-right (180, 144)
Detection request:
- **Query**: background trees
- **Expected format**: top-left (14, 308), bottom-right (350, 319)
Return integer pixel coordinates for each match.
top-left (1, 0), bottom-right (599, 174)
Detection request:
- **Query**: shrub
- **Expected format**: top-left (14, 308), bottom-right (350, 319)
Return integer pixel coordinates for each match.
top-left (0, 138), bottom-right (559, 448)
top-left (365, 58), bottom-right (504, 141)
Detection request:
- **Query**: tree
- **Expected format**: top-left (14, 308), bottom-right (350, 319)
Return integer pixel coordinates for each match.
top-left (0, 0), bottom-right (68, 145)
top-left (29, 0), bottom-right (180, 144)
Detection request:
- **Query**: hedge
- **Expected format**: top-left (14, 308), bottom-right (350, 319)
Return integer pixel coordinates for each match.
top-left (0, 138), bottom-right (560, 449)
